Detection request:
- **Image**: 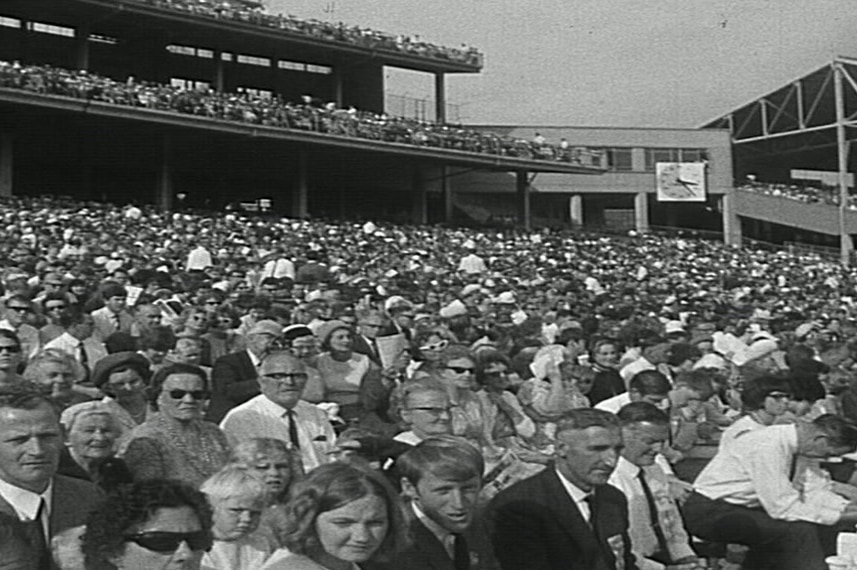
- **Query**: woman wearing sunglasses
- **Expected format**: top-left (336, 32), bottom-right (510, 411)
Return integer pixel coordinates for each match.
top-left (262, 462), bottom-right (406, 570)
top-left (81, 478), bottom-right (214, 570)
top-left (410, 329), bottom-right (453, 380)
top-left (122, 363), bottom-right (230, 487)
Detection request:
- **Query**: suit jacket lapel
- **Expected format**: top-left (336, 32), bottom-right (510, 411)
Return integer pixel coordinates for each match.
top-left (407, 508), bottom-right (454, 570)
top-left (543, 470), bottom-right (609, 568)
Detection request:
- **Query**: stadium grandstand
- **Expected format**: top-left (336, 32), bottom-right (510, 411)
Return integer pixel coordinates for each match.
top-left (704, 56), bottom-right (857, 264)
top-left (0, 0), bottom-right (604, 226)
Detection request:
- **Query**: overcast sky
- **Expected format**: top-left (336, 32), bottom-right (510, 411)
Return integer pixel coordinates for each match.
top-left (268, 0), bottom-right (857, 128)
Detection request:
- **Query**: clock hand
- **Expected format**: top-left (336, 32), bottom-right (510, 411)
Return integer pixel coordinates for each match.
top-left (677, 178), bottom-right (699, 186)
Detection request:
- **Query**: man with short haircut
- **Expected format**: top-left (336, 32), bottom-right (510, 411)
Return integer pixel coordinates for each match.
top-left (219, 351), bottom-right (335, 471)
top-left (394, 383), bottom-right (453, 445)
top-left (489, 408), bottom-right (637, 570)
top-left (44, 310), bottom-right (107, 375)
top-left (596, 370), bottom-right (671, 414)
top-left (0, 384), bottom-right (102, 568)
top-left (369, 435), bottom-right (486, 570)
top-left (0, 294), bottom-right (40, 361)
top-left (685, 414), bottom-right (857, 570)
top-left (610, 403), bottom-right (704, 570)
top-left (90, 284), bottom-right (133, 343)
top-left (352, 308), bottom-right (385, 366)
top-left (207, 319), bottom-right (281, 423)
top-left (38, 293), bottom-right (68, 344)
top-left (129, 303), bottom-right (162, 338)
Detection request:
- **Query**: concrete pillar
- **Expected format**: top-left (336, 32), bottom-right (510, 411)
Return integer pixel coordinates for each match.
top-left (569, 194), bottom-right (583, 228)
top-left (634, 192), bottom-right (649, 233)
top-left (333, 69), bottom-right (344, 108)
top-left (292, 150), bottom-right (309, 218)
top-left (435, 73), bottom-right (446, 123)
top-left (411, 164), bottom-right (427, 224)
top-left (721, 192), bottom-right (741, 246)
top-left (0, 132), bottom-right (12, 198)
top-left (441, 166), bottom-right (453, 223)
top-left (75, 24), bottom-right (90, 71)
top-left (517, 171), bottom-right (531, 230)
top-left (156, 134), bottom-right (174, 210)
top-left (214, 51), bottom-right (225, 92)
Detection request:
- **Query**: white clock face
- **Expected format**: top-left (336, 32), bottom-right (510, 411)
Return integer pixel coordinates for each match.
top-left (656, 162), bottom-right (706, 202)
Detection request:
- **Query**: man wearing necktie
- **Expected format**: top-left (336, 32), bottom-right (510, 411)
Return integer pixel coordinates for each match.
top-left (609, 402), bottom-right (705, 570)
top-left (489, 408), bottom-right (637, 570)
top-left (0, 384), bottom-right (102, 569)
top-left (366, 436), bottom-right (486, 570)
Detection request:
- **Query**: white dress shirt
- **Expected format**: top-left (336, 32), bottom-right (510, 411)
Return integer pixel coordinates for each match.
top-left (555, 467), bottom-right (592, 522)
top-left (609, 457), bottom-right (695, 570)
top-left (220, 396), bottom-right (336, 471)
top-left (0, 477), bottom-right (52, 540)
top-left (694, 424), bottom-right (848, 524)
top-left (595, 392), bottom-right (631, 414)
top-left (718, 414), bottom-right (764, 451)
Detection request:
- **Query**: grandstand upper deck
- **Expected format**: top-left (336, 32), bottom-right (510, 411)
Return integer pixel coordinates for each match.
top-left (2, 0), bottom-right (483, 74)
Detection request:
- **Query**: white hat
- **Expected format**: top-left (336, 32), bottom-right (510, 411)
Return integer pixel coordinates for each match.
top-left (439, 300), bottom-right (468, 319)
top-left (460, 284), bottom-right (485, 297)
top-left (492, 291), bottom-right (516, 305)
top-left (664, 320), bottom-right (686, 335)
top-left (384, 295), bottom-right (412, 312)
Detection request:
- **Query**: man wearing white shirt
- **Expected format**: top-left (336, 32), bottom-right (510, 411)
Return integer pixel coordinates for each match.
top-left (220, 351), bottom-right (335, 472)
top-left (0, 384), bottom-right (101, 569)
top-left (596, 370), bottom-right (671, 414)
top-left (684, 415), bottom-right (857, 570)
top-left (44, 311), bottom-right (107, 389)
top-left (610, 402), bottom-right (704, 570)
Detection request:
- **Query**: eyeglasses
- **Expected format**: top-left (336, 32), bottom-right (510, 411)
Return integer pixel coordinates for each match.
top-left (419, 339), bottom-right (449, 352)
top-left (7, 306), bottom-right (31, 313)
top-left (46, 305), bottom-right (66, 311)
top-left (263, 372), bottom-right (309, 383)
top-left (408, 406), bottom-right (452, 416)
top-left (767, 392), bottom-right (792, 400)
top-left (204, 301), bottom-right (220, 306)
top-left (0, 345), bottom-right (21, 353)
top-left (362, 323), bottom-right (383, 329)
top-left (446, 366), bottom-right (475, 374)
top-left (167, 389), bottom-right (209, 400)
top-left (124, 531), bottom-right (212, 553)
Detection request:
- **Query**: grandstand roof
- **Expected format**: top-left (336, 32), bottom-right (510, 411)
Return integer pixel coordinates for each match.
top-left (702, 57), bottom-right (857, 155)
top-left (4, 0), bottom-right (482, 74)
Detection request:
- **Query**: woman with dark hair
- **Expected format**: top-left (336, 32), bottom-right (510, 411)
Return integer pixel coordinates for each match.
top-left (587, 338), bottom-right (625, 405)
top-left (122, 363), bottom-right (230, 486)
top-left (261, 462), bottom-right (407, 570)
top-left (80, 479), bottom-right (214, 570)
top-left (202, 306), bottom-right (245, 364)
top-left (718, 374), bottom-right (792, 450)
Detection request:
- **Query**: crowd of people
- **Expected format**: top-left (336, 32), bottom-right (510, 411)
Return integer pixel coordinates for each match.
top-left (738, 179), bottom-right (857, 210)
top-left (120, 0), bottom-right (483, 67)
top-left (3, 193), bottom-right (857, 568)
top-left (0, 60), bottom-right (595, 165)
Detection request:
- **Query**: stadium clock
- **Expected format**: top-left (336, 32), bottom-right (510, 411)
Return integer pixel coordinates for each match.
top-left (656, 162), bottom-right (707, 202)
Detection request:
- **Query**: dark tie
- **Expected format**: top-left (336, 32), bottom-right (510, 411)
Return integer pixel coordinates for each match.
top-left (24, 498), bottom-right (50, 570)
top-left (112, 314), bottom-right (120, 330)
top-left (287, 409), bottom-right (301, 450)
top-left (638, 469), bottom-right (670, 560)
top-left (78, 343), bottom-right (88, 368)
top-left (453, 533), bottom-right (470, 570)
top-left (583, 493), bottom-right (597, 529)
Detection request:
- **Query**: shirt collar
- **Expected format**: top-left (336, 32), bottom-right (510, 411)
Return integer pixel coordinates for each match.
top-left (247, 349), bottom-right (262, 368)
top-left (555, 466), bottom-right (591, 504)
top-left (0, 477), bottom-right (52, 521)
top-left (412, 501), bottom-right (452, 544)
top-left (614, 456), bottom-right (641, 478)
top-left (258, 394), bottom-right (296, 417)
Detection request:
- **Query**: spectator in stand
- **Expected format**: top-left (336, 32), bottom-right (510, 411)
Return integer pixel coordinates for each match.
top-left (596, 370), bottom-right (672, 414)
top-left (39, 292), bottom-right (69, 344)
top-left (0, 330), bottom-right (25, 387)
top-left (0, 295), bottom-right (40, 361)
top-left (22, 347), bottom-right (83, 409)
top-left (91, 351), bottom-right (153, 437)
top-left (44, 310), bottom-right (107, 379)
top-left (719, 375), bottom-right (793, 450)
top-left (58, 401), bottom-right (132, 491)
top-left (123, 363), bottom-right (230, 487)
top-left (207, 319), bottom-right (282, 423)
top-left (588, 338), bottom-right (625, 405)
top-left (90, 284), bottom-right (133, 343)
top-left (393, 382), bottom-right (453, 445)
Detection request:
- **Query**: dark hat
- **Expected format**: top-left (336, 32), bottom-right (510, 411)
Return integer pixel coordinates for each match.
top-left (91, 351), bottom-right (151, 388)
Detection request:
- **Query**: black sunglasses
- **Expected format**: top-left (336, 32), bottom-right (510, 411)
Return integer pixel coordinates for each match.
top-left (446, 366), bottom-right (475, 374)
top-left (0, 345), bottom-right (21, 353)
top-left (167, 389), bottom-right (209, 400)
top-left (124, 531), bottom-right (212, 553)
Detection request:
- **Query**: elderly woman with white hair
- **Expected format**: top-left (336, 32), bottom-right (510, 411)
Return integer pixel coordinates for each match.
top-left (23, 347), bottom-right (87, 409)
top-left (58, 401), bottom-right (133, 491)
top-left (200, 465), bottom-right (277, 570)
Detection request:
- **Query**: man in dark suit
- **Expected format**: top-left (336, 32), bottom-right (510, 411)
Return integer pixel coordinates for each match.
top-left (368, 435), bottom-right (487, 570)
top-left (489, 408), bottom-right (637, 570)
top-left (0, 384), bottom-right (102, 569)
top-left (206, 319), bottom-right (281, 423)
top-left (352, 308), bottom-right (384, 366)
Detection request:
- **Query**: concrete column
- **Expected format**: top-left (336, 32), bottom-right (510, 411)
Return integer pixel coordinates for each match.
top-left (435, 72), bottom-right (446, 123)
top-left (214, 51), bottom-right (225, 92)
top-left (0, 132), bottom-right (12, 198)
top-left (569, 194), bottom-right (583, 228)
top-left (634, 192), bottom-right (649, 233)
top-left (441, 166), bottom-right (453, 223)
top-left (333, 69), bottom-right (344, 108)
top-left (721, 192), bottom-right (741, 246)
top-left (75, 24), bottom-right (90, 70)
top-left (156, 134), bottom-right (173, 210)
top-left (411, 164), bottom-right (427, 224)
top-left (292, 150), bottom-right (309, 218)
top-left (517, 171), bottom-right (531, 230)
